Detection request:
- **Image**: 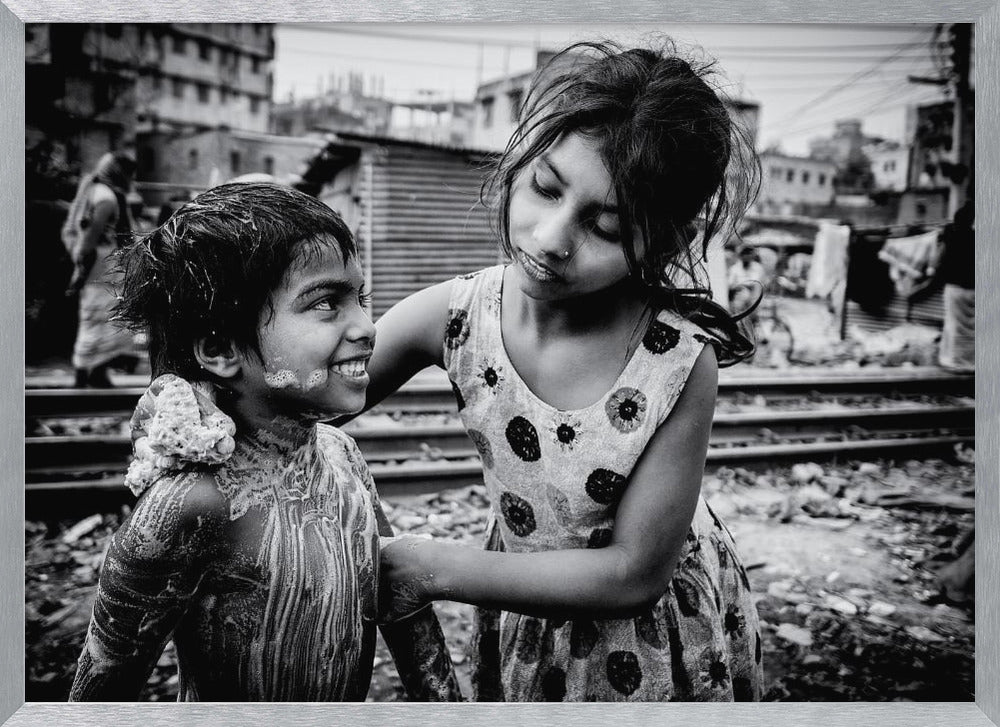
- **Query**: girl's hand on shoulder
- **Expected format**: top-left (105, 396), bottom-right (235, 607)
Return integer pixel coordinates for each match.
top-left (378, 534), bottom-right (445, 623)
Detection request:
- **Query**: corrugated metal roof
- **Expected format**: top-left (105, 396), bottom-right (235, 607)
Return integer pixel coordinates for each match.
top-left (324, 130), bottom-right (500, 158)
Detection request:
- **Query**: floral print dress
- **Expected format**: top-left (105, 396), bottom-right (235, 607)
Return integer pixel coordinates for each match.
top-left (443, 266), bottom-right (763, 702)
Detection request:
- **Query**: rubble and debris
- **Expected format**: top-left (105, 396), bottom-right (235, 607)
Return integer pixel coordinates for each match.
top-left (25, 453), bottom-right (975, 702)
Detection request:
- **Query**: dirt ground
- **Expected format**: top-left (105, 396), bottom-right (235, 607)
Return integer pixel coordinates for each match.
top-left (27, 455), bottom-right (974, 703)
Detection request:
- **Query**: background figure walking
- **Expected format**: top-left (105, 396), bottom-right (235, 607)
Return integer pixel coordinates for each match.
top-left (61, 151), bottom-right (140, 387)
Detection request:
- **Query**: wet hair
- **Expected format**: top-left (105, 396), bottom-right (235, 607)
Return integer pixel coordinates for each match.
top-left (484, 39), bottom-right (761, 366)
top-left (114, 182), bottom-right (357, 380)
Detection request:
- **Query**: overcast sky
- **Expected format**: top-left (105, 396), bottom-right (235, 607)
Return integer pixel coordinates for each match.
top-left (272, 23), bottom-right (954, 156)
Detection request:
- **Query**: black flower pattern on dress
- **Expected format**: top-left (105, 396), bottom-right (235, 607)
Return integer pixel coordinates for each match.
top-left (450, 379), bottom-right (465, 411)
top-left (570, 620), bottom-right (599, 659)
top-left (584, 468), bottom-right (627, 506)
top-left (445, 308), bottom-right (470, 349)
top-left (515, 617), bottom-right (553, 664)
top-left (505, 416), bottom-right (541, 461)
top-left (673, 575), bottom-right (701, 617)
top-left (500, 491), bottom-right (537, 537)
top-left (551, 414), bottom-right (583, 452)
top-left (587, 528), bottom-right (612, 549)
top-left (479, 361), bottom-right (504, 393)
top-left (642, 319), bottom-right (681, 354)
top-left (724, 605), bottom-right (746, 639)
top-left (606, 650), bottom-right (643, 696)
top-left (698, 647), bottom-right (730, 690)
top-left (541, 667), bottom-right (567, 701)
top-left (467, 428), bottom-right (494, 469)
top-left (605, 386), bottom-right (647, 433)
top-left (754, 631), bottom-right (762, 664)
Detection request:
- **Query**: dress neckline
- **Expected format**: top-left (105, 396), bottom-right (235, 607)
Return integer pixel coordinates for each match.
top-left (493, 265), bottom-right (653, 416)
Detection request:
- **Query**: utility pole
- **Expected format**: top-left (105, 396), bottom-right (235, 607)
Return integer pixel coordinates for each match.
top-left (947, 23), bottom-right (973, 218)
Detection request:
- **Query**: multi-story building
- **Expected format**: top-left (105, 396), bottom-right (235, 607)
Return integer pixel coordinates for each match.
top-left (26, 23), bottom-right (281, 204)
top-left (270, 73), bottom-right (394, 138)
top-left (807, 119), bottom-right (886, 193)
top-left (134, 23), bottom-right (273, 136)
top-left (756, 151), bottom-right (837, 216)
top-left (863, 140), bottom-right (910, 193)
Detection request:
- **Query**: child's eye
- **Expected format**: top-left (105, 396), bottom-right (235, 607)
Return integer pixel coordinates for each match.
top-left (313, 296), bottom-right (338, 311)
top-left (529, 173), bottom-right (559, 200)
top-left (358, 290), bottom-right (372, 308)
top-left (590, 222), bottom-right (621, 243)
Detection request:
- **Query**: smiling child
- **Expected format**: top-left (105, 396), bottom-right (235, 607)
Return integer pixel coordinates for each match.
top-left (68, 182), bottom-right (460, 701)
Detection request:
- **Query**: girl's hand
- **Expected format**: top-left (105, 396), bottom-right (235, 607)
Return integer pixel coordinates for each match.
top-left (378, 535), bottom-right (444, 623)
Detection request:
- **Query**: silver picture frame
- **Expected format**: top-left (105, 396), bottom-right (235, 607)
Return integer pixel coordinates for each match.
top-left (2, 2), bottom-right (997, 725)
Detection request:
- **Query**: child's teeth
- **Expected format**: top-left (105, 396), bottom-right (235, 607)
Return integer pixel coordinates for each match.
top-left (333, 361), bottom-right (366, 377)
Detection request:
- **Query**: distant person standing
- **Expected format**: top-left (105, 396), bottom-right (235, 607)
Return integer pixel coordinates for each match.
top-left (727, 245), bottom-right (766, 324)
top-left (937, 201), bottom-right (974, 372)
top-left (61, 152), bottom-right (139, 387)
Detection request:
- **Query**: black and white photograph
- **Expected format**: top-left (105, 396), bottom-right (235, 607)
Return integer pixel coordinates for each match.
top-left (21, 21), bottom-right (978, 705)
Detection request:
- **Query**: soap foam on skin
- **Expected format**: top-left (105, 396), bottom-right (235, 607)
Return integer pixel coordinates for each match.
top-left (263, 370), bottom-right (300, 389)
top-left (305, 369), bottom-right (328, 390)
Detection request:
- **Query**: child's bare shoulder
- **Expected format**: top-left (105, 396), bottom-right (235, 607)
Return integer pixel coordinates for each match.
top-left (116, 470), bottom-right (228, 561)
top-left (135, 470), bottom-right (229, 528)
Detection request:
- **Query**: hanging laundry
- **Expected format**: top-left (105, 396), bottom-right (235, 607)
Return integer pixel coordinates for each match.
top-left (805, 221), bottom-right (850, 300)
top-left (877, 229), bottom-right (943, 299)
top-left (845, 229), bottom-right (895, 314)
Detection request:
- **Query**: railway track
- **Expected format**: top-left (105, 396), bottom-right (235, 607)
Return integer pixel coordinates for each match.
top-left (24, 367), bottom-right (974, 512)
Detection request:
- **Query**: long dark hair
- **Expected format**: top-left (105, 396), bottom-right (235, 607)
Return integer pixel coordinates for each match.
top-left (484, 39), bottom-right (761, 366)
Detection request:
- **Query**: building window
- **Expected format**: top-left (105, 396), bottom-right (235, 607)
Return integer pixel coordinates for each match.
top-left (151, 74), bottom-right (162, 92)
top-left (197, 83), bottom-right (210, 103)
top-left (264, 156), bottom-right (274, 175)
top-left (172, 78), bottom-right (184, 99)
top-left (802, 171), bottom-right (810, 184)
top-left (198, 40), bottom-right (210, 61)
top-left (507, 88), bottom-right (523, 123)
top-left (481, 96), bottom-right (495, 128)
top-left (230, 150), bottom-right (242, 175)
top-left (770, 166), bottom-right (781, 178)
top-left (786, 169), bottom-right (794, 183)
top-left (251, 56), bottom-right (261, 74)
top-left (818, 173), bottom-right (826, 186)
top-left (188, 149), bottom-right (199, 170)
top-left (249, 96), bottom-right (260, 113)
top-left (172, 34), bottom-right (185, 54)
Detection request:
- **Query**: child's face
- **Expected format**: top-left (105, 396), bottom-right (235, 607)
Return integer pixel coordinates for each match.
top-left (507, 132), bottom-right (636, 301)
top-left (236, 240), bottom-right (375, 423)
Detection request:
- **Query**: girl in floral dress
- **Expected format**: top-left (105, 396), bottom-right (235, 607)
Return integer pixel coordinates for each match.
top-left (367, 38), bottom-right (764, 701)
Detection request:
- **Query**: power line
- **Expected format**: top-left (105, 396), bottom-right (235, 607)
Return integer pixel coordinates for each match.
top-left (282, 23), bottom-right (941, 62)
top-left (768, 31), bottom-right (934, 130)
top-left (770, 85), bottom-right (945, 140)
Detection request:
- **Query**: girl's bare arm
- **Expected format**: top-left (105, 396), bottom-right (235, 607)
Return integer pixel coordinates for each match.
top-left (360, 279), bottom-right (454, 412)
top-left (382, 345), bottom-right (718, 620)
